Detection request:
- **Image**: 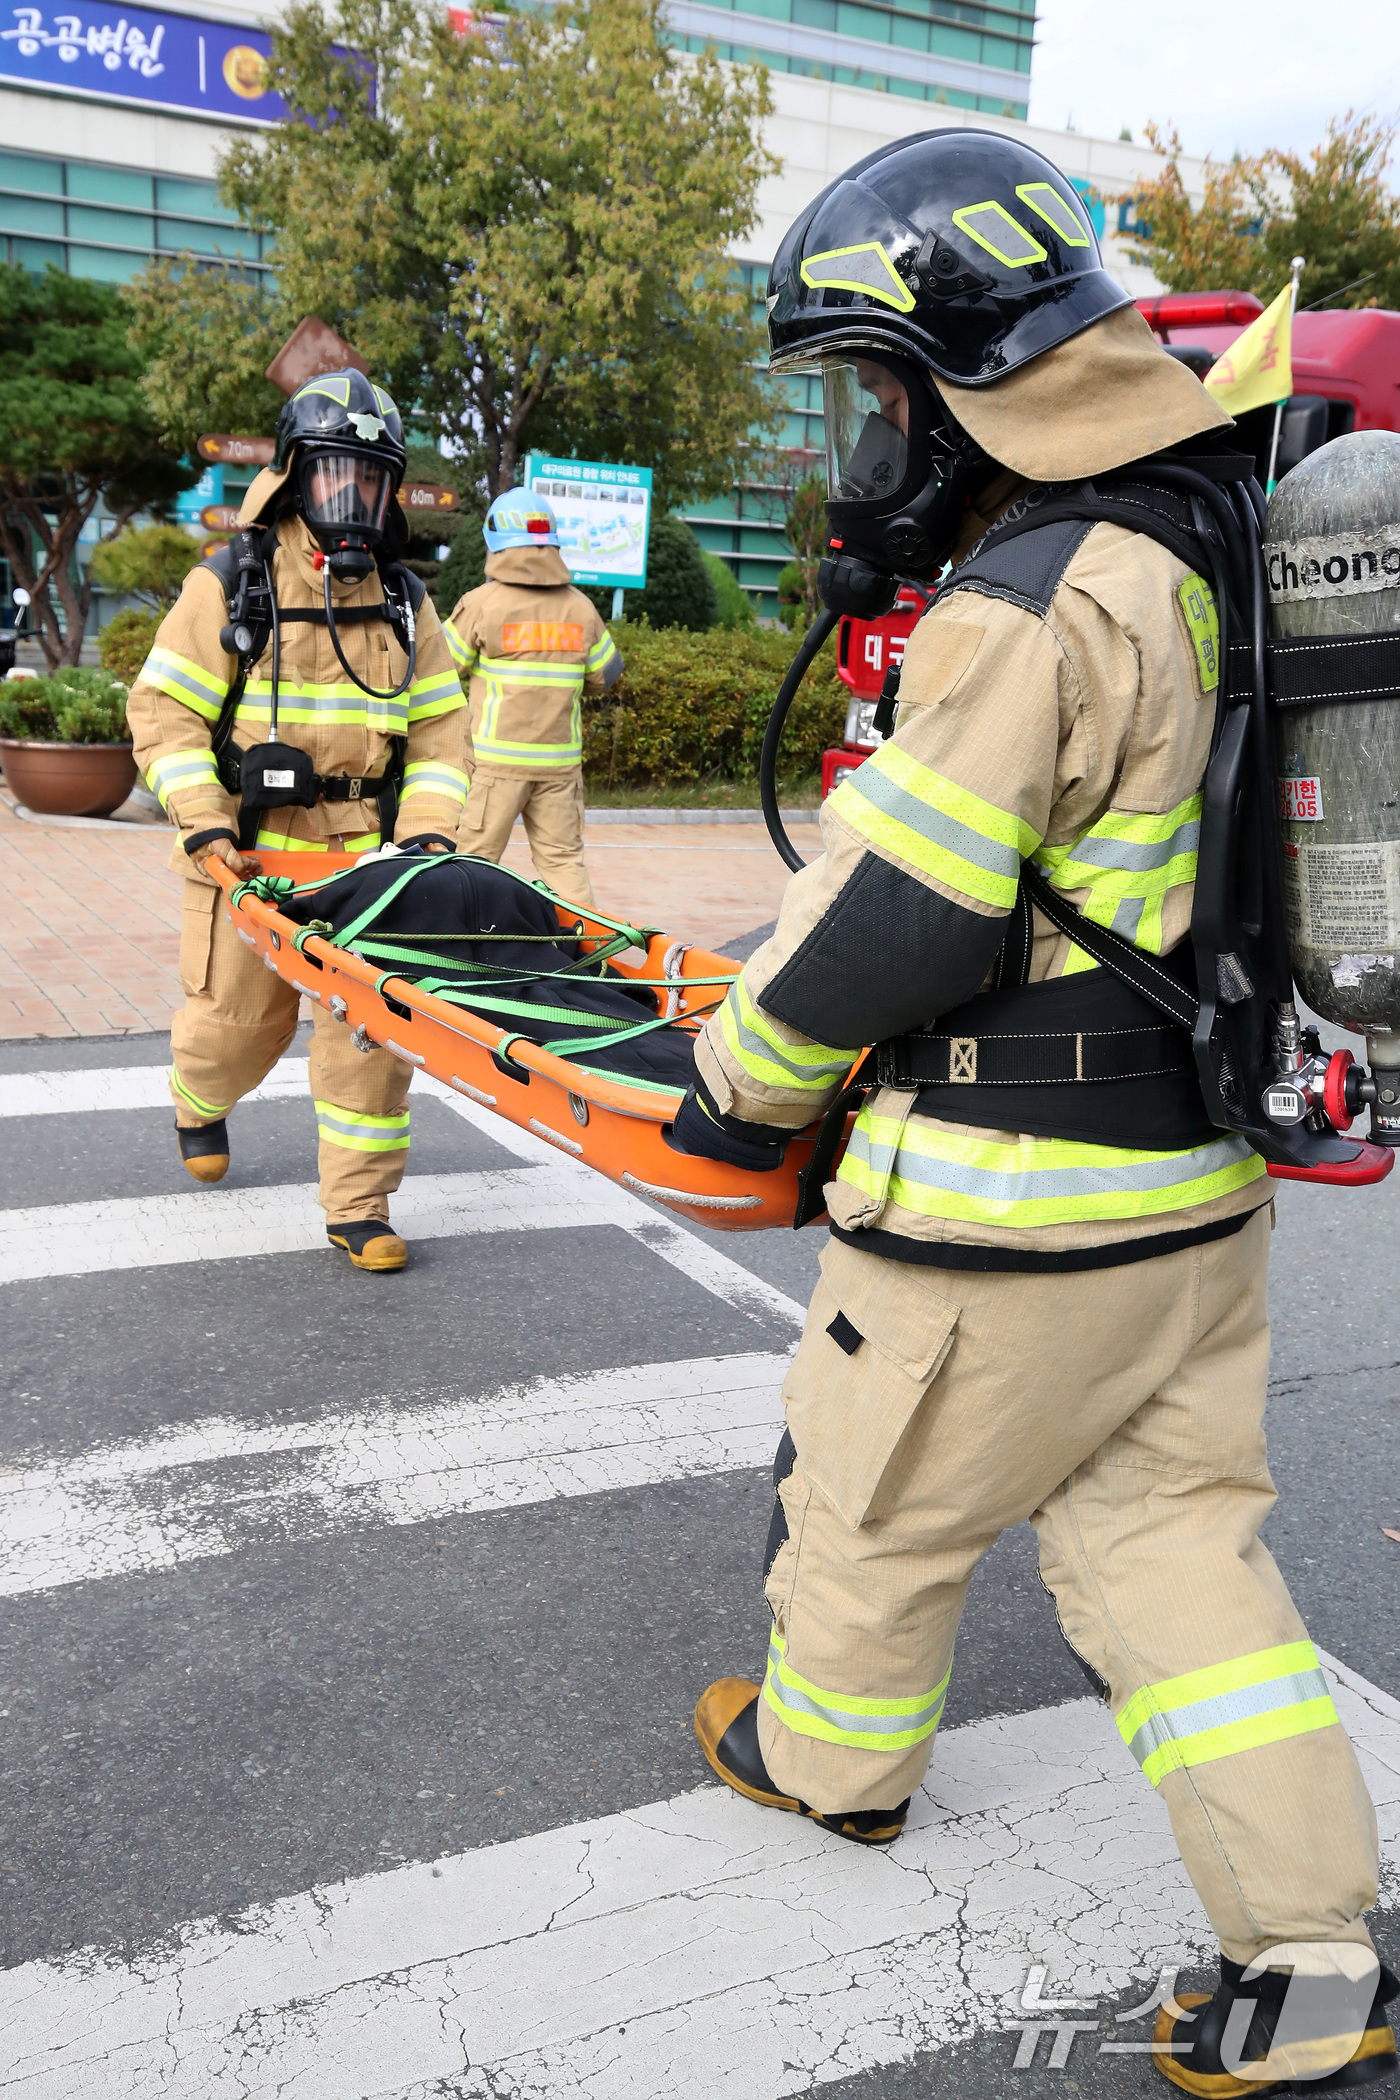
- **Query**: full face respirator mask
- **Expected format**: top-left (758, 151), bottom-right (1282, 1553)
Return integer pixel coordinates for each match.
top-left (297, 450), bottom-right (394, 583)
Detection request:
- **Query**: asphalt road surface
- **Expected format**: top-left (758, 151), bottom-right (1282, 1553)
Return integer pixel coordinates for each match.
top-left (1, 1013), bottom-right (1396, 2098)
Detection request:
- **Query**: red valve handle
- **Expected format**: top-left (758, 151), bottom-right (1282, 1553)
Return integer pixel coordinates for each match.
top-left (1323, 1047), bottom-right (1355, 1132)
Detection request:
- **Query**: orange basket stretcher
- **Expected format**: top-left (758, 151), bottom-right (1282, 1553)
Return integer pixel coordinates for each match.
top-left (209, 850), bottom-right (824, 1232)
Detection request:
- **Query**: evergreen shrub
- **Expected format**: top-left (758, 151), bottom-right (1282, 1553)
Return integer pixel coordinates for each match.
top-left (0, 665), bottom-right (131, 742)
top-left (98, 608), bottom-right (160, 684)
top-left (581, 619), bottom-right (845, 787)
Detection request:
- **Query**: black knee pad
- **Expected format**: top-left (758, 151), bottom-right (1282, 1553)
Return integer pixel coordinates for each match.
top-left (763, 1428), bottom-right (797, 1581)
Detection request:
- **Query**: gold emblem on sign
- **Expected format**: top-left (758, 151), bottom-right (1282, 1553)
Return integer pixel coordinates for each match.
top-left (223, 45), bottom-right (270, 98)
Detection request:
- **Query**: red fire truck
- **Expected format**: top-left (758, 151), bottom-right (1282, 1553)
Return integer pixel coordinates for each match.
top-left (819, 292), bottom-right (1400, 795)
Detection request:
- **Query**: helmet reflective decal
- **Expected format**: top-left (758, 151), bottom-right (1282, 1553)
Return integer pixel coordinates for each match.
top-left (800, 242), bottom-right (916, 314)
top-left (371, 384), bottom-right (397, 418)
top-left (295, 374), bottom-right (353, 407)
top-left (950, 201), bottom-right (1048, 269)
top-left (1015, 182), bottom-right (1090, 248)
top-left (348, 411), bottom-right (387, 442)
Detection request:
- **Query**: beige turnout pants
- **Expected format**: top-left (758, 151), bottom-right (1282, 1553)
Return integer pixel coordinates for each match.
top-left (459, 765), bottom-right (595, 909)
top-left (759, 1210), bottom-right (1380, 1967)
top-left (170, 877), bottom-right (411, 1224)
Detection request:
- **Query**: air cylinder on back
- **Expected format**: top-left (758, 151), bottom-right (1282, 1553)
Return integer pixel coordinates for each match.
top-left (1267, 429), bottom-right (1400, 1143)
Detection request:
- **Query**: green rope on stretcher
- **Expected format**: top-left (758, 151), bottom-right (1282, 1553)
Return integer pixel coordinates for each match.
top-left (292, 920), bottom-right (334, 954)
top-left (231, 873), bottom-right (296, 910)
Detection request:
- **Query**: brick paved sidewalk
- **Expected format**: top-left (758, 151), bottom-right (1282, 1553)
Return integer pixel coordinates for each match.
top-left (0, 797), bottom-right (806, 1040)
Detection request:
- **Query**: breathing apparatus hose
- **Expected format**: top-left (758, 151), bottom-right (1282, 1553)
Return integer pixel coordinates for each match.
top-left (322, 562), bottom-right (418, 703)
top-left (761, 605), bottom-right (838, 872)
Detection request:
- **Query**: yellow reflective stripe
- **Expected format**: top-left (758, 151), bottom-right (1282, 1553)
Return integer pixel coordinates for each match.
top-left (832, 743), bottom-right (1038, 909)
top-left (838, 1111), bottom-right (1266, 1227)
top-left (400, 760), bottom-right (468, 806)
top-left (585, 634), bottom-right (616, 671)
top-left (406, 670), bottom-right (465, 725)
top-left (140, 649), bottom-right (227, 722)
top-left (254, 829), bottom-right (380, 852)
top-left (314, 1100), bottom-right (411, 1152)
top-left (445, 622), bottom-right (477, 673)
top-left (1117, 1642), bottom-right (1338, 1788)
top-left (146, 749), bottom-right (222, 810)
top-left (718, 978), bottom-right (853, 1094)
top-left (170, 1064), bottom-right (230, 1120)
top-left (762, 1629), bottom-right (949, 1752)
top-left (239, 682), bottom-right (409, 733)
top-left (1037, 794), bottom-right (1202, 895)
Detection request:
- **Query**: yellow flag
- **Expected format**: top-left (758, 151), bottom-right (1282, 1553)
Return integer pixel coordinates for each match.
top-left (1203, 283), bottom-right (1294, 414)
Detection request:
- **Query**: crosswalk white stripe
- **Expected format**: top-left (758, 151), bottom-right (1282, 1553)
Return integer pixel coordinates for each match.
top-left (0, 1061), bottom-right (310, 1118)
top-left (0, 1353), bottom-right (788, 1598)
top-left (0, 1169), bottom-right (630, 1284)
top-left (0, 1061), bottom-right (808, 1328)
top-left (3, 1661), bottom-right (1395, 2100)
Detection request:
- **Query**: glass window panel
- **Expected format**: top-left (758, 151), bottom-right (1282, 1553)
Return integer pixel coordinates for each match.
top-left (65, 164), bottom-right (154, 208)
top-left (156, 176), bottom-right (237, 222)
top-left (67, 205), bottom-right (153, 248)
top-left (891, 72), bottom-right (928, 94)
top-left (67, 244), bottom-right (146, 282)
top-left (980, 33), bottom-right (1017, 64)
top-left (837, 1), bottom-right (890, 36)
top-left (161, 220), bottom-right (259, 259)
top-left (0, 152), bottom-right (62, 194)
top-left (791, 0), bottom-right (836, 27)
top-left (0, 196), bottom-right (64, 236)
top-left (734, 0), bottom-right (792, 16)
top-left (890, 14), bottom-right (931, 47)
top-left (12, 236), bottom-right (66, 273)
top-left (928, 21), bottom-right (980, 55)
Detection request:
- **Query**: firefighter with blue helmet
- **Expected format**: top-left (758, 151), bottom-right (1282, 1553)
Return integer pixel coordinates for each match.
top-left (679, 128), bottom-right (1397, 2093)
top-left (445, 490), bottom-right (624, 908)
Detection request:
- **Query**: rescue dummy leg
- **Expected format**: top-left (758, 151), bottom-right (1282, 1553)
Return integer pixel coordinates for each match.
top-left (310, 1009), bottom-right (412, 1271)
top-left (169, 875), bottom-right (300, 1184)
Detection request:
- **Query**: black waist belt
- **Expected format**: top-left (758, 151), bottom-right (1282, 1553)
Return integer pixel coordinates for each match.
top-left (877, 1019), bottom-right (1187, 1090)
top-left (879, 957), bottom-right (1215, 1153)
top-left (314, 771), bottom-right (393, 802)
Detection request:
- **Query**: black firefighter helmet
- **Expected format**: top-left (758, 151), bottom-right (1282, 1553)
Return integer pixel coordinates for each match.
top-left (273, 369), bottom-right (409, 580)
top-left (768, 130), bottom-right (1130, 597)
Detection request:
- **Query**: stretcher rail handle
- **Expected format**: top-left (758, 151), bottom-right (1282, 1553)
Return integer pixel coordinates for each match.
top-left (207, 856), bottom-right (718, 1125)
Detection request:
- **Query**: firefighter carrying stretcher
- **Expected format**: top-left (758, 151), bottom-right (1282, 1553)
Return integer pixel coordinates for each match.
top-left (125, 370), bottom-right (470, 1273)
top-left (444, 491), bottom-right (623, 909)
top-left (679, 130), bottom-right (1397, 2093)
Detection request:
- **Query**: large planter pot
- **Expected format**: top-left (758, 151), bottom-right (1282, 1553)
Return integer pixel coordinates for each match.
top-left (0, 738), bottom-right (138, 818)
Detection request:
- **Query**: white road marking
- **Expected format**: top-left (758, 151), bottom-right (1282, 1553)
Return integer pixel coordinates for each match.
top-left (0, 1061), bottom-right (808, 1328)
top-left (0, 1353), bottom-right (787, 1598)
top-left (2, 1663), bottom-right (1395, 2100)
top-left (0, 1169), bottom-right (624, 1284)
top-left (0, 1061), bottom-right (310, 1118)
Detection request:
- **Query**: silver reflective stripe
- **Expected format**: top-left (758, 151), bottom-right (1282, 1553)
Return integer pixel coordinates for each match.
top-left (1124, 1666), bottom-right (1332, 1770)
top-left (1111, 894), bottom-right (1147, 941)
top-left (765, 1667), bottom-right (947, 1741)
top-left (847, 763), bottom-right (1020, 883)
top-left (1056, 820), bottom-right (1201, 875)
top-left (844, 1126), bottom-right (1256, 1202)
top-left (316, 1109), bottom-right (409, 1140)
top-left (726, 1006), bottom-right (854, 1087)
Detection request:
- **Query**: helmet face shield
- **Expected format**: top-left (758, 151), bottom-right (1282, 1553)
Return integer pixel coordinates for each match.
top-left (300, 452), bottom-right (393, 537)
top-left (822, 359), bottom-right (913, 506)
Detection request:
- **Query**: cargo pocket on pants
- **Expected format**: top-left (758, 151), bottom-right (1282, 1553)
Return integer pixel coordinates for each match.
top-left (459, 774), bottom-right (490, 848)
top-left (178, 881), bottom-right (219, 996)
top-left (782, 1240), bottom-right (960, 1529)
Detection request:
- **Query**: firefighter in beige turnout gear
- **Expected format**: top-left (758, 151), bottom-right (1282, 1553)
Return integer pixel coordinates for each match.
top-left (126, 371), bottom-right (470, 1272)
top-left (682, 131), bottom-right (1394, 2096)
top-left (445, 490), bottom-right (623, 909)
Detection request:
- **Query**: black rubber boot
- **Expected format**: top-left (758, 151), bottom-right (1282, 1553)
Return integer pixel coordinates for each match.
top-left (693, 1678), bottom-right (908, 1845)
top-left (176, 1117), bottom-right (230, 1185)
top-left (326, 1221), bottom-right (408, 1271)
top-left (1154, 1953), bottom-right (1398, 2094)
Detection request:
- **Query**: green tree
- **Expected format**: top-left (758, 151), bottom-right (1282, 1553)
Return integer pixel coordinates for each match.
top-left (629, 514), bottom-right (718, 631)
top-left (1129, 114), bottom-right (1400, 311)
top-left (0, 266), bottom-right (196, 668)
top-left (781, 472), bottom-right (827, 629)
top-left (89, 521), bottom-right (202, 610)
top-left (126, 0), bottom-right (780, 509)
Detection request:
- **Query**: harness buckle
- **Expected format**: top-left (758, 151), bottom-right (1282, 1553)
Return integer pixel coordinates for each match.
top-left (349, 778), bottom-right (362, 799)
top-left (948, 1037), bottom-right (978, 1083)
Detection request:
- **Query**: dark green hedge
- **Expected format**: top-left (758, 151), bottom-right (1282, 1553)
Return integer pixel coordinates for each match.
top-left (581, 620), bottom-right (845, 786)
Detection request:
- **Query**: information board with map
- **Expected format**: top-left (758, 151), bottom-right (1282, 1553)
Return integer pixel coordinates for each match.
top-left (522, 455), bottom-right (652, 593)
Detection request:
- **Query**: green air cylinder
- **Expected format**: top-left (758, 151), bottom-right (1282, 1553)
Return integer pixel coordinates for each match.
top-left (1267, 429), bottom-right (1400, 1139)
